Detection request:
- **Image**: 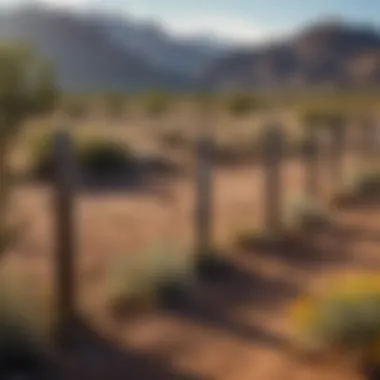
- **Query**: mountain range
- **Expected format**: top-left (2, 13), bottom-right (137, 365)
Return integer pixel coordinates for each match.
top-left (1, 6), bottom-right (380, 92)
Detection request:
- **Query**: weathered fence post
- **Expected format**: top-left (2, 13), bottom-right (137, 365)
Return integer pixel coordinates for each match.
top-left (328, 116), bottom-right (346, 190)
top-left (195, 131), bottom-right (213, 267)
top-left (359, 116), bottom-right (378, 169)
top-left (53, 129), bottom-right (76, 349)
top-left (303, 125), bottom-right (320, 199)
top-left (261, 123), bottom-right (285, 233)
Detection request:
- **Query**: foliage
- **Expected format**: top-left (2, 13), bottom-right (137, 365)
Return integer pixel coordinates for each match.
top-left (289, 272), bottom-right (380, 365)
top-left (332, 169), bottom-right (380, 206)
top-left (105, 242), bottom-right (194, 316)
top-left (0, 43), bottom-right (58, 257)
top-left (30, 133), bottom-right (134, 181)
top-left (226, 93), bottom-right (256, 116)
top-left (282, 197), bottom-right (331, 232)
top-left (77, 138), bottom-right (134, 176)
top-left (144, 91), bottom-right (169, 117)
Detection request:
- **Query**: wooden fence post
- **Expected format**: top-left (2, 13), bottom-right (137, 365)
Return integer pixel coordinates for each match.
top-left (195, 132), bottom-right (213, 264)
top-left (261, 123), bottom-right (285, 233)
top-left (328, 117), bottom-right (346, 190)
top-left (53, 129), bottom-right (76, 349)
top-left (303, 125), bottom-right (320, 199)
top-left (360, 116), bottom-right (378, 170)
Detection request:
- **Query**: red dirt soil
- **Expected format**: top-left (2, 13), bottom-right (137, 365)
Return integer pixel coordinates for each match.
top-left (9, 158), bottom-right (380, 380)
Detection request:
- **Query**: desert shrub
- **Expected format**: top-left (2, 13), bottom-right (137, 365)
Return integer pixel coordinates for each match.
top-left (77, 138), bottom-right (135, 176)
top-left (289, 272), bottom-right (380, 366)
top-left (226, 93), bottom-right (255, 116)
top-left (30, 133), bottom-right (135, 181)
top-left (144, 91), bottom-right (169, 117)
top-left (105, 243), bottom-right (194, 316)
top-left (158, 129), bottom-right (190, 150)
top-left (332, 169), bottom-right (380, 206)
top-left (62, 98), bottom-right (87, 119)
top-left (103, 92), bottom-right (126, 119)
top-left (282, 197), bottom-right (331, 232)
top-left (235, 228), bottom-right (285, 251)
top-left (300, 108), bottom-right (347, 128)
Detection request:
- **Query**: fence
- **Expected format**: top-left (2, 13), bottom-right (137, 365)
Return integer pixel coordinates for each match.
top-left (47, 116), bottom-right (380, 349)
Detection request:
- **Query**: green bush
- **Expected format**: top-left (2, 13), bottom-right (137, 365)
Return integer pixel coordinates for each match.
top-left (105, 243), bottom-right (194, 316)
top-left (290, 273), bottom-right (380, 364)
top-left (332, 169), bottom-right (380, 206)
top-left (30, 133), bottom-right (134, 181)
top-left (282, 197), bottom-right (331, 232)
top-left (144, 91), bottom-right (169, 117)
top-left (226, 93), bottom-right (255, 116)
top-left (78, 138), bottom-right (134, 176)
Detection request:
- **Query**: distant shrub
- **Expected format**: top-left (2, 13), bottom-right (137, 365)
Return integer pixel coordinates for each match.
top-left (300, 109), bottom-right (346, 130)
top-left (104, 92), bottom-right (126, 119)
top-left (158, 130), bottom-right (190, 150)
top-left (105, 243), bottom-right (194, 316)
top-left (226, 93), bottom-right (255, 116)
top-left (144, 91), bottom-right (169, 117)
top-left (63, 98), bottom-right (87, 119)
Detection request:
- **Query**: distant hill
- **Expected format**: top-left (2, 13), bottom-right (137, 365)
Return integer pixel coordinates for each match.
top-left (0, 5), bottom-right (192, 92)
top-left (199, 20), bottom-right (380, 90)
top-left (83, 11), bottom-right (228, 77)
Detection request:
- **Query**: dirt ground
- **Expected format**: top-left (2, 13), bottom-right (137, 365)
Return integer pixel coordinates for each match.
top-left (8, 154), bottom-right (380, 380)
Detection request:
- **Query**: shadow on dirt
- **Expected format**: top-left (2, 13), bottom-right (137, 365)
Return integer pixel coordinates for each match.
top-left (237, 223), bottom-right (352, 271)
top-left (160, 260), bottom-right (297, 350)
top-left (52, 318), bottom-right (209, 380)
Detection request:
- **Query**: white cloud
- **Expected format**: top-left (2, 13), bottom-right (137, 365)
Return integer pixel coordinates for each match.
top-left (163, 13), bottom-right (277, 44)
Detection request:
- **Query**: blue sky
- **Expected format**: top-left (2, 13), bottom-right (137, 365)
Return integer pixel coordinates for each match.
top-left (3, 0), bottom-right (380, 43)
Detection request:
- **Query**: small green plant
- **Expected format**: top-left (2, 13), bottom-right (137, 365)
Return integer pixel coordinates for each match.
top-left (105, 243), bottom-right (194, 316)
top-left (226, 93), bottom-right (255, 116)
top-left (144, 91), bottom-right (169, 117)
top-left (332, 169), bottom-right (380, 207)
top-left (282, 197), bottom-right (331, 232)
top-left (289, 273), bottom-right (380, 368)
